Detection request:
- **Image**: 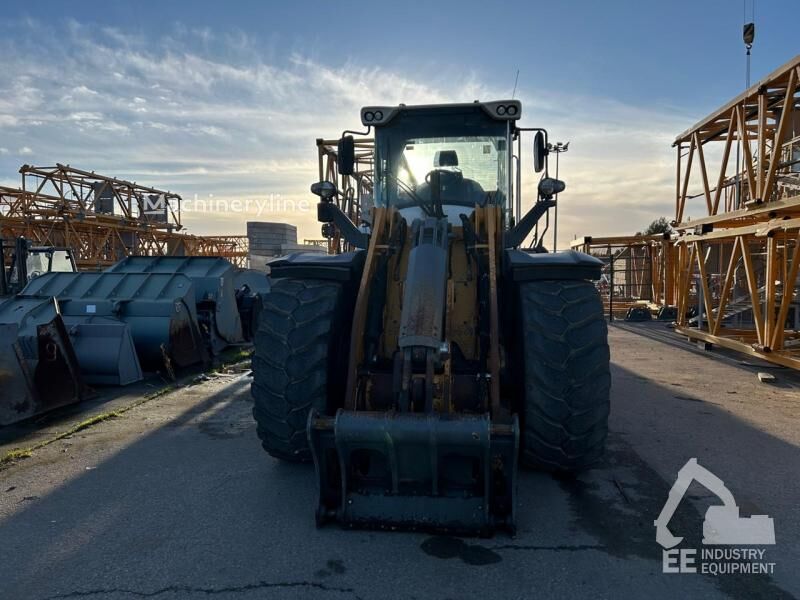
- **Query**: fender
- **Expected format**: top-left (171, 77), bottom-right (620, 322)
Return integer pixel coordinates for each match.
top-left (267, 250), bottom-right (366, 282)
top-left (504, 249), bottom-right (603, 282)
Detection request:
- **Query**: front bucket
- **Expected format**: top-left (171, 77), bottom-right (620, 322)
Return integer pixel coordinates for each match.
top-left (308, 410), bottom-right (518, 535)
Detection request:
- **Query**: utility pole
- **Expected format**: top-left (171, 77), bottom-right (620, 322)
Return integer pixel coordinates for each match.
top-left (548, 141), bottom-right (569, 251)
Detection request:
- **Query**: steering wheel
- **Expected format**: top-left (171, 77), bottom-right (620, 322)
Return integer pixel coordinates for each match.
top-left (424, 168), bottom-right (463, 185)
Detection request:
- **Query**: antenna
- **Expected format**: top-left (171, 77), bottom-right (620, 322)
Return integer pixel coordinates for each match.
top-left (511, 69), bottom-right (520, 99)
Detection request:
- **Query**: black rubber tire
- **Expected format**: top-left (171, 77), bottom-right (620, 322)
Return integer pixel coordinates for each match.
top-left (518, 280), bottom-right (610, 472)
top-left (251, 278), bottom-right (344, 462)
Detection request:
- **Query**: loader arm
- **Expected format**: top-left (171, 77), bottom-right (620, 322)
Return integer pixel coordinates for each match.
top-left (309, 204), bottom-right (518, 533)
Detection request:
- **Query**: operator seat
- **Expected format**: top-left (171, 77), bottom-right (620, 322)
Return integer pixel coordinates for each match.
top-left (415, 150), bottom-right (486, 205)
top-left (434, 150), bottom-right (459, 168)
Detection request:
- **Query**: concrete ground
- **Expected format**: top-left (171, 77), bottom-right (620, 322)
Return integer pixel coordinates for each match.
top-left (0, 323), bottom-right (798, 600)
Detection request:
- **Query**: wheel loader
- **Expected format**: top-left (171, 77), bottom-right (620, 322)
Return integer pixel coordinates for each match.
top-left (251, 100), bottom-right (610, 534)
top-left (1, 236), bottom-right (77, 297)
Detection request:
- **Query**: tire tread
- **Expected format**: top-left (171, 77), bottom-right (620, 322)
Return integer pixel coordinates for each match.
top-left (251, 278), bottom-right (341, 462)
top-left (519, 280), bottom-right (610, 471)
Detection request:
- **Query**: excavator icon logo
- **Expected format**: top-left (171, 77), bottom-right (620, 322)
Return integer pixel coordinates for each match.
top-left (654, 458), bottom-right (775, 549)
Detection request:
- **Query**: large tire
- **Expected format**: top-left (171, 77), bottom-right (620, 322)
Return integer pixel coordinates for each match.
top-left (251, 278), bottom-right (345, 462)
top-left (518, 280), bottom-right (610, 471)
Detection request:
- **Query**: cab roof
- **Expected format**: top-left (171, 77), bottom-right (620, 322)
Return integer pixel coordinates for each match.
top-left (360, 100), bottom-right (521, 127)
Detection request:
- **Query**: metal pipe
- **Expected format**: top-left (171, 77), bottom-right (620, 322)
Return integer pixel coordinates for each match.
top-left (609, 250), bottom-right (615, 322)
top-left (553, 151), bottom-right (559, 251)
top-left (0, 239), bottom-right (8, 296)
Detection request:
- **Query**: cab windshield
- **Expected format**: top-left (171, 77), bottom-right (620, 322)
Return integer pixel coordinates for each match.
top-left (374, 108), bottom-right (510, 211)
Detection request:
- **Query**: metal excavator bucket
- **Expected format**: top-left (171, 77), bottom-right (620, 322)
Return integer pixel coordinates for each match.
top-left (0, 296), bottom-right (85, 425)
top-left (309, 410), bottom-right (518, 535)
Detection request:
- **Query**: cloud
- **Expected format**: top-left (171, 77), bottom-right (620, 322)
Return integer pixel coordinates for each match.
top-left (0, 19), bottom-right (690, 244)
top-left (18, 146), bottom-right (33, 155)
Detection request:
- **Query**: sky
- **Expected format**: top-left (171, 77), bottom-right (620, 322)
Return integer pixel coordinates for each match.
top-left (0, 0), bottom-right (797, 247)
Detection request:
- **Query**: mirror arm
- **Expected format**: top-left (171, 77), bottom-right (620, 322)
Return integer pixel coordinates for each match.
top-left (341, 126), bottom-right (371, 138)
top-left (318, 201), bottom-right (370, 249)
top-left (504, 199), bottom-right (556, 248)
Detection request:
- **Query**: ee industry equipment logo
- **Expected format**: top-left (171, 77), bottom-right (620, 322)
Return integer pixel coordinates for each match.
top-left (654, 458), bottom-right (775, 576)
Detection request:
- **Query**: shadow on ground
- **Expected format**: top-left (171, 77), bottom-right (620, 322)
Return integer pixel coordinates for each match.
top-left (0, 351), bottom-right (797, 599)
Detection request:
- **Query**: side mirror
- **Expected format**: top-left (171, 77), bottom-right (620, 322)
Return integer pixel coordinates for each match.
top-left (338, 135), bottom-right (355, 176)
top-left (311, 181), bottom-right (337, 201)
top-left (538, 177), bottom-right (565, 199)
top-left (533, 131), bottom-right (547, 173)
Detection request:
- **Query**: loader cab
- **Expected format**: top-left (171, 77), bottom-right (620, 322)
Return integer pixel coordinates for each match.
top-left (2, 238), bottom-right (77, 296)
top-left (365, 101), bottom-right (520, 224)
top-left (20, 247), bottom-right (76, 279)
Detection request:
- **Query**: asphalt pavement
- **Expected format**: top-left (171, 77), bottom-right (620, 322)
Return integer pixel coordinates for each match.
top-left (0, 324), bottom-right (798, 600)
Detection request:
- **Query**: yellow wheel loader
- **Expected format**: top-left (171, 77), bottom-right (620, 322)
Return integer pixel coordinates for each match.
top-left (251, 100), bottom-right (610, 534)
